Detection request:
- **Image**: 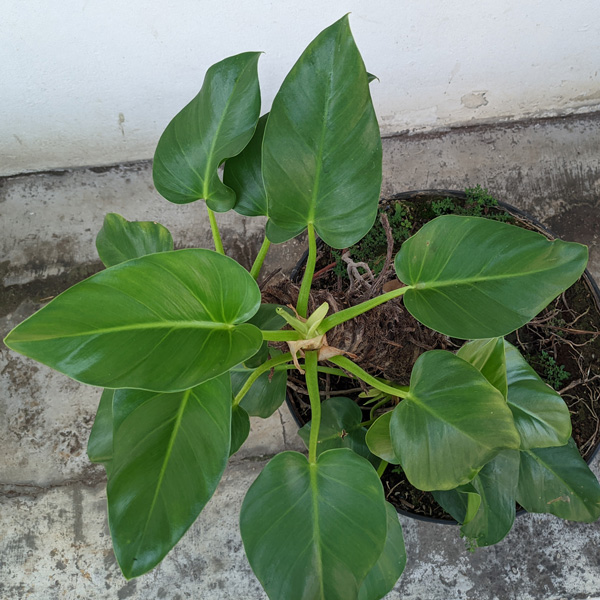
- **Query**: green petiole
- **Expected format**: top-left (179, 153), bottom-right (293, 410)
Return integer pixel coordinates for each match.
top-left (296, 223), bottom-right (317, 319)
top-left (317, 285), bottom-right (409, 334)
top-left (233, 352), bottom-right (292, 406)
top-left (305, 350), bottom-right (321, 464)
top-left (327, 355), bottom-right (409, 398)
top-left (250, 236), bottom-right (271, 280)
top-left (207, 207), bottom-right (225, 255)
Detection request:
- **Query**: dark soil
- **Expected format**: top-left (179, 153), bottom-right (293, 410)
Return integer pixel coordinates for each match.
top-left (275, 190), bottom-right (600, 521)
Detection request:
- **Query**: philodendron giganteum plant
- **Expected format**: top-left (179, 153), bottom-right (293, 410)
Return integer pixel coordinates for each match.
top-left (5, 15), bottom-right (600, 600)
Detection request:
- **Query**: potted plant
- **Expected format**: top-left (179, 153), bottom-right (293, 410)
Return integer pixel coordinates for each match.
top-left (4, 15), bottom-right (600, 600)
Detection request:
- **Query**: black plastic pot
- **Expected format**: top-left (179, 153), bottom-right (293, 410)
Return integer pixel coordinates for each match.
top-left (284, 190), bottom-right (600, 524)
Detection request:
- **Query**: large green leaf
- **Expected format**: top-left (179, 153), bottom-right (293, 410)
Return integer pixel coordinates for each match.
top-left (298, 396), bottom-right (373, 462)
top-left (240, 449), bottom-right (387, 600)
top-left (4, 249), bottom-right (262, 392)
top-left (390, 351), bottom-right (520, 490)
top-left (504, 341), bottom-right (571, 449)
top-left (517, 439), bottom-right (600, 522)
top-left (358, 502), bottom-right (406, 600)
top-left (262, 15), bottom-right (382, 248)
top-left (460, 450), bottom-right (520, 547)
top-left (365, 411), bottom-right (400, 465)
top-left (108, 374), bottom-right (231, 578)
top-left (457, 337), bottom-right (508, 398)
top-left (395, 216), bottom-right (588, 339)
top-left (153, 52), bottom-right (261, 212)
top-left (87, 389), bottom-right (114, 468)
top-left (223, 113), bottom-right (269, 217)
top-left (459, 339), bottom-right (571, 449)
top-left (95, 213), bottom-right (174, 268)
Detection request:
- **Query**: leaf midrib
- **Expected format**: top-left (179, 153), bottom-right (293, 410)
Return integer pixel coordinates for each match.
top-left (10, 320), bottom-right (235, 343)
top-left (411, 265), bottom-right (565, 289)
top-left (137, 389), bottom-right (192, 554)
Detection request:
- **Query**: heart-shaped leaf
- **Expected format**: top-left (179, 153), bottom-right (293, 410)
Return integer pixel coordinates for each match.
top-left (365, 411), bottom-right (400, 465)
top-left (224, 113), bottom-right (269, 217)
top-left (108, 374), bottom-right (231, 578)
top-left (298, 396), bottom-right (373, 461)
top-left (153, 52), bottom-right (261, 212)
top-left (87, 389), bottom-right (114, 470)
top-left (517, 439), bottom-right (600, 522)
top-left (240, 449), bottom-right (387, 600)
top-left (96, 213), bottom-right (174, 268)
top-left (262, 15), bottom-right (381, 248)
top-left (358, 502), bottom-right (406, 600)
top-left (4, 249), bottom-right (262, 392)
top-left (395, 216), bottom-right (588, 339)
top-left (390, 350), bottom-right (520, 490)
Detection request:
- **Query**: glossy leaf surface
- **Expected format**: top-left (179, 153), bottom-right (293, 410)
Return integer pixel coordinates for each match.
top-left (87, 389), bottom-right (114, 466)
top-left (459, 339), bottom-right (571, 449)
top-left (5, 249), bottom-right (262, 392)
top-left (298, 397), bottom-right (372, 461)
top-left (153, 52), bottom-right (261, 211)
top-left (96, 213), bottom-right (173, 268)
top-left (504, 341), bottom-right (571, 449)
top-left (230, 404), bottom-right (251, 456)
top-left (517, 439), bottom-right (600, 522)
top-left (224, 113), bottom-right (269, 217)
top-left (358, 502), bottom-right (406, 600)
top-left (108, 374), bottom-right (231, 577)
top-left (365, 411), bottom-right (400, 465)
top-left (395, 216), bottom-right (588, 338)
top-left (457, 338), bottom-right (508, 398)
top-left (390, 351), bottom-right (520, 490)
top-left (240, 449), bottom-right (387, 600)
top-left (262, 15), bottom-right (381, 248)
top-left (461, 450), bottom-right (519, 546)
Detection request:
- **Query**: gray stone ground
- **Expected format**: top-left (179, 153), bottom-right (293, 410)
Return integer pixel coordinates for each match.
top-left (1, 112), bottom-right (600, 599)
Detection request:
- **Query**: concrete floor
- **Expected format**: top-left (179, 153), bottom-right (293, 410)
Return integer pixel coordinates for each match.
top-left (1, 112), bottom-right (600, 599)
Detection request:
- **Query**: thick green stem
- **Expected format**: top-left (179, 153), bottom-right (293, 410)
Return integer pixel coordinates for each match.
top-left (305, 351), bottom-right (321, 464)
top-left (318, 285), bottom-right (409, 334)
top-left (261, 330), bottom-right (302, 342)
top-left (296, 223), bottom-right (317, 318)
top-left (250, 236), bottom-right (271, 280)
top-left (207, 207), bottom-right (225, 255)
top-left (233, 352), bottom-right (292, 407)
top-left (327, 355), bottom-right (409, 398)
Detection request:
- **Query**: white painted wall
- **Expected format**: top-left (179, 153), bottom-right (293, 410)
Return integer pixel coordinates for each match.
top-left (2, 0), bottom-right (599, 176)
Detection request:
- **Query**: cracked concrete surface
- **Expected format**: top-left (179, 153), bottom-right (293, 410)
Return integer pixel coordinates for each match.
top-left (1, 113), bottom-right (600, 599)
